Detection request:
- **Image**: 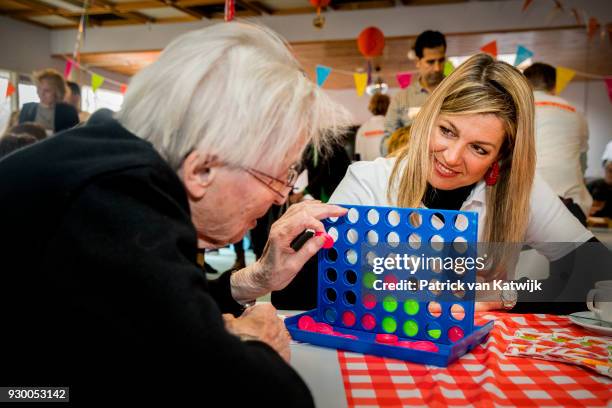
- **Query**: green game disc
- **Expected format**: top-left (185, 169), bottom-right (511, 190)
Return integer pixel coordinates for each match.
top-left (403, 320), bottom-right (419, 337)
top-left (381, 316), bottom-right (397, 333)
top-left (362, 272), bottom-right (376, 289)
top-left (428, 329), bottom-right (441, 339)
top-left (403, 299), bottom-right (419, 315)
top-left (382, 296), bottom-right (398, 312)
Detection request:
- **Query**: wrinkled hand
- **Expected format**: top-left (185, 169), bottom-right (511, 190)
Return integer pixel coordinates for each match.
top-left (231, 201), bottom-right (347, 302)
top-left (223, 303), bottom-right (291, 362)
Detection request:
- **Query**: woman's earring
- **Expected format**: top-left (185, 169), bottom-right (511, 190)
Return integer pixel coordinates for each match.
top-left (485, 161), bottom-right (500, 186)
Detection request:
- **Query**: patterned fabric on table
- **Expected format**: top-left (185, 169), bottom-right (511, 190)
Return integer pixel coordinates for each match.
top-left (338, 312), bottom-right (612, 407)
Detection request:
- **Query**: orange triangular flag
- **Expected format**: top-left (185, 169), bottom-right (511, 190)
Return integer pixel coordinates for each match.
top-left (5, 82), bottom-right (15, 98)
top-left (480, 41), bottom-right (498, 58)
top-left (120, 84), bottom-right (128, 94)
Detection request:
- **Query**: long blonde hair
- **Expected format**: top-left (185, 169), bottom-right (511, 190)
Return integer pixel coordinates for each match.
top-left (388, 53), bottom-right (535, 244)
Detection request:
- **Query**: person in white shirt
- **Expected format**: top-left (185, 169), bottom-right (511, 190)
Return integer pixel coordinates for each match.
top-left (523, 62), bottom-right (592, 216)
top-left (330, 54), bottom-right (606, 314)
top-left (355, 93), bottom-right (390, 161)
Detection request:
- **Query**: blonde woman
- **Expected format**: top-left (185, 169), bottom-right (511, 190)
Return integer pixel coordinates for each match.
top-left (331, 53), bottom-right (608, 314)
top-left (18, 68), bottom-right (79, 134)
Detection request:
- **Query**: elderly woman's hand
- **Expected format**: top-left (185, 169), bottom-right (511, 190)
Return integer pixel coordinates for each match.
top-left (230, 201), bottom-right (347, 303)
top-left (223, 303), bottom-right (291, 362)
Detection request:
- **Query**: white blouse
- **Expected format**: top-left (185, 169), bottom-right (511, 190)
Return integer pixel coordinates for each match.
top-left (329, 157), bottom-right (593, 261)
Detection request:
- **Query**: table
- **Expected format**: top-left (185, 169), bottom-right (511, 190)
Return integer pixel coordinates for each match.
top-left (289, 312), bottom-right (612, 407)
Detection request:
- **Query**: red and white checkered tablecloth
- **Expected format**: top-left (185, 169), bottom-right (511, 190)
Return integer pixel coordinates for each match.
top-left (338, 312), bottom-right (612, 407)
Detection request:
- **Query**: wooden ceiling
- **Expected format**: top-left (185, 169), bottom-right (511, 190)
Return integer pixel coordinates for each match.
top-left (62, 26), bottom-right (612, 89)
top-left (1, 0), bottom-right (473, 29)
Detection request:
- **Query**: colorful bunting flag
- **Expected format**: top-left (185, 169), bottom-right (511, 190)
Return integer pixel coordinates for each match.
top-left (64, 59), bottom-right (74, 79)
top-left (604, 78), bottom-right (612, 105)
top-left (353, 72), bottom-right (367, 96)
top-left (5, 82), bottom-right (15, 98)
top-left (513, 45), bottom-right (534, 66)
top-left (396, 72), bottom-right (412, 89)
top-left (315, 65), bottom-right (332, 88)
top-left (91, 73), bottom-right (105, 92)
top-left (521, 0), bottom-right (533, 12)
top-left (120, 84), bottom-right (128, 94)
top-left (480, 40), bottom-right (498, 58)
top-left (443, 61), bottom-right (455, 77)
top-left (555, 66), bottom-right (575, 95)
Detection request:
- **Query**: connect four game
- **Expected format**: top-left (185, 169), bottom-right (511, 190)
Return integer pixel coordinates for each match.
top-left (285, 204), bottom-right (494, 367)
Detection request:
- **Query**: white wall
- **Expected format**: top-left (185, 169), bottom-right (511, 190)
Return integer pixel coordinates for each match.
top-left (0, 16), bottom-right (129, 91)
top-left (326, 79), bottom-right (612, 178)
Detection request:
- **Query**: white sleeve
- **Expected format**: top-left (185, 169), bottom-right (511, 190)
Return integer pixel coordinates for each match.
top-left (329, 159), bottom-right (393, 206)
top-left (525, 174), bottom-right (593, 261)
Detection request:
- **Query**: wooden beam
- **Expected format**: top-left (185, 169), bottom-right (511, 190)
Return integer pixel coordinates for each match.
top-left (331, 0), bottom-right (394, 11)
top-left (236, 0), bottom-right (272, 15)
top-left (91, 0), bottom-right (155, 23)
top-left (11, 0), bottom-right (83, 23)
top-left (157, 0), bottom-right (205, 19)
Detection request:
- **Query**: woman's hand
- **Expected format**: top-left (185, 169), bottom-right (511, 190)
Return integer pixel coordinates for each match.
top-left (223, 303), bottom-right (291, 362)
top-left (230, 201), bottom-right (347, 303)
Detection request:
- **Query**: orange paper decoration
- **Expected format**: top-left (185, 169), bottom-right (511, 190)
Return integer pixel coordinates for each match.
top-left (5, 82), bottom-right (15, 98)
top-left (588, 17), bottom-right (600, 41)
top-left (357, 27), bottom-right (385, 58)
top-left (309, 0), bottom-right (330, 7)
top-left (480, 40), bottom-right (498, 58)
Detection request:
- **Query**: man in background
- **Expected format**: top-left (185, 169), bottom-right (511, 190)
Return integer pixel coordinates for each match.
top-left (524, 62), bottom-right (592, 217)
top-left (383, 30), bottom-right (447, 150)
top-left (65, 81), bottom-right (90, 123)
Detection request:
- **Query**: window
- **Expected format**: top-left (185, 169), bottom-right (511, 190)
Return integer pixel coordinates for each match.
top-left (18, 83), bottom-right (38, 108)
top-left (0, 71), bottom-right (13, 135)
top-left (82, 85), bottom-right (123, 113)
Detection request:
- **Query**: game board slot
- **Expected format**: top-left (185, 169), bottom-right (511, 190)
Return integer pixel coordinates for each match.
top-left (366, 230), bottom-right (379, 246)
top-left (381, 316), bottom-right (397, 333)
top-left (324, 307), bottom-right (337, 324)
top-left (453, 213), bottom-right (469, 232)
top-left (325, 247), bottom-right (338, 262)
top-left (362, 293), bottom-right (376, 309)
top-left (427, 301), bottom-right (442, 318)
top-left (382, 295), bottom-right (398, 312)
top-left (450, 303), bottom-right (466, 321)
top-left (429, 234), bottom-right (445, 251)
top-left (386, 210), bottom-right (400, 227)
top-left (403, 299), bottom-right (420, 315)
top-left (347, 207), bottom-right (360, 224)
top-left (327, 226), bottom-right (339, 243)
top-left (426, 322), bottom-right (442, 340)
top-left (343, 290), bottom-right (357, 306)
top-left (344, 269), bottom-right (357, 285)
top-left (345, 249), bottom-right (358, 265)
top-left (452, 236), bottom-right (468, 254)
top-left (366, 208), bottom-right (380, 225)
top-left (408, 232), bottom-right (421, 249)
top-left (324, 287), bottom-right (337, 303)
top-left (431, 212), bottom-right (446, 230)
top-left (403, 319), bottom-right (419, 337)
top-left (361, 313), bottom-right (376, 330)
top-left (324, 267), bottom-right (337, 283)
top-left (386, 231), bottom-right (400, 247)
top-left (408, 211), bottom-right (422, 228)
top-left (346, 228), bottom-right (358, 245)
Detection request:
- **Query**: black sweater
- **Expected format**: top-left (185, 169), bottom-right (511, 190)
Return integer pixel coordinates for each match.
top-left (0, 117), bottom-right (313, 406)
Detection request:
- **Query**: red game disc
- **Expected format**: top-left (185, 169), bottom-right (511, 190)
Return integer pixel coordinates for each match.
top-left (375, 334), bottom-right (398, 344)
top-left (448, 326), bottom-right (464, 342)
top-left (315, 231), bottom-right (334, 249)
top-left (410, 341), bottom-right (439, 352)
top-left (316, 322), bottom-right (334, 334)
top-left (297, 315), bottom-right (316, 331)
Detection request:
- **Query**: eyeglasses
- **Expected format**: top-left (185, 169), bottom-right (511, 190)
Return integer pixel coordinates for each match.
top-left (243, 164), bottom-right (300, 199)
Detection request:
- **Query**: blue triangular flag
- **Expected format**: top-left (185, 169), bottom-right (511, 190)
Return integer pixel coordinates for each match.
top-left (316, 65), bottom-right (332, 87)
top-left (514, 45), bottom-right (534, 66)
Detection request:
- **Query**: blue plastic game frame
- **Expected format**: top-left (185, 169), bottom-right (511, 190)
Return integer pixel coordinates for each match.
top-left (285, 204), bottom-right (494, 367)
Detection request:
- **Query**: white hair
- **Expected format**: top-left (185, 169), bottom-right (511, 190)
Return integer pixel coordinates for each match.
top-left (116, 22), bottom-right (351, 172)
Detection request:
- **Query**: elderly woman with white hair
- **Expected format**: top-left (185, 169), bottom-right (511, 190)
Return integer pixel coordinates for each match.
top-left (0, 23), bottom-right (349, 405)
